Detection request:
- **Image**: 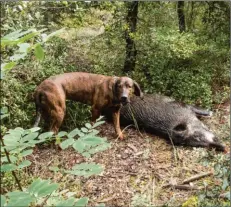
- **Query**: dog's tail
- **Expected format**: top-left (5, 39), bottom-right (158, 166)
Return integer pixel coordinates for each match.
top-left (33, 105), bottom-right (41, 127)
top-left (33, 92), bottom-right (44, 127)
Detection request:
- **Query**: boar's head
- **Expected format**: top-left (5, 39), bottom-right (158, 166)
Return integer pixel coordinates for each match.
top-left (170, 116), bottom-right (226, 152)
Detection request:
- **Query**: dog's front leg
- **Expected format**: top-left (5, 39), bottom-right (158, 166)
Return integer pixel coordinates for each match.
top-left (112, 106), bottom-right (123, 140)
top-left (91, 106), bottom-right (101, 123)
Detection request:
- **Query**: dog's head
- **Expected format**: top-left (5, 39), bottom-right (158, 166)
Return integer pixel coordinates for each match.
top-left (113, 77), bottom-right (143, 105)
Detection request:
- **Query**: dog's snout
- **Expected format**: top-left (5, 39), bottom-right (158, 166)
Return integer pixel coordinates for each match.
top-left (121, 96), bottom-right (128, 102)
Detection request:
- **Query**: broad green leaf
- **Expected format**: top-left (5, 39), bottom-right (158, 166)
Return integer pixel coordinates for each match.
top-left (27, 139), bottom-right (45, 145)
top-left (0, 107), bottom-right (8, 114)
top-left (87, 143), bottom-right (111, 155)
top-left (2, 29), bottom-right (33, 40)
top-left (14, 127), bottom-right (24, 131)
top-left (22, 132), bottom-right (39, 142)
top-left (7, 128), bottom-right (24, 139)
top-left (28, 179), bottom-right (43, 194)
top-left (1, 155), bottom-right (17, 163)
top-left (9, 145), bottom-right (31, 155)
top-left (17, 31), bottom-right (40, 45)
top-left (81, 152), bottom-right (91, 158)
top-left (17, 160), bottom-right (31, 169)
top-left (81, 127), bottom-right (88, 133)
top-left (10, 53), bottom-right (27, 61)
top-left (82, 129), bottom-right (99, 137)
top-left (83, 136), bottom-right (106, 144)
top-left (34, 43), bottom-right (44, 60)
top-left (36, 182), bottom-right (59, 197)
top-left (4, 133), bottom-right (20, 141)
top-left (1, 62), bottom-right (16, 71)
top-left (78, 132), bottom-right (85, 137)
top-left (28, 179), bottom-right (59, 197)
top-left (66, 163), bottom-right (103, 177)
top-left (1, 62), bottom-right (16, 70)
top-left (57, 131), bottom-right (68, 137)
top-left (68, 128), bottom-right (81, 138)
top-left (6, 191), bottom-right (35, 207)
top-left (28, 127), bottom-right (41, 133)
top-left (38, 131), bottom-right (54, 140)
top-left (1, 163), bottom-right (17, 172)
top-left (49, 166), bottom-right (60, 172)
top-left (60, 138), bottom-right (75, 149)
top-left (56, 197), bottom-right (76, 206)
top-left (1, 195), bottom-right (6, 207)
top-left (75, 197), bottom-right (89, 206)
top-left (21, 149), bottom-right (33, 157)
top-left (85, 123), bottom-right (92, 129)
top-left (73, 140), bottom-right (85, 153)
top-left (0, 114), bottom-right (9, 120)
top-left (18, 43), bottom-right (30, 53)
top-left (1, 29), bottom-right (36, 46)
top-left (92, 121), bottom-right (105, 128)
top-left (3, 134), bottom-right (20, 147)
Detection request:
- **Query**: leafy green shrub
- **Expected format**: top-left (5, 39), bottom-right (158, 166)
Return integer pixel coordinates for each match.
top-left (1, 34), bottom-right (91, 130)
top-left (133, 29), bottom-right (229, 107)
top-left (1, 117), bottom-right (108, 206)
top-left (1, 179), bottom-right (89, 207)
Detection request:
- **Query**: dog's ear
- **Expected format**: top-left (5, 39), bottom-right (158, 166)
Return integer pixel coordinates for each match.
top-left (133, 81), bottom-right (143, 98)
top-left (112, 78), bottom-right (120, 98)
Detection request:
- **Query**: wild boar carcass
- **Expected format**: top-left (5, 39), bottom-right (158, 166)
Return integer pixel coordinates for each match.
top-left (105, 94), bottom-right (226, 151)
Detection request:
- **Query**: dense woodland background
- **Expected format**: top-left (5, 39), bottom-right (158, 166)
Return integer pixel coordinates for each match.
top-left (1, 1), bottom-right (230, 207)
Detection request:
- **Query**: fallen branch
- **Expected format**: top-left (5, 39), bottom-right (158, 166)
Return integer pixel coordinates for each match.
top-left (162, 171), bottom-right (213, 190)
top-left (182, 172), bottom-right (213, 184)
top-left (171, 184), bottom-right (199, 190)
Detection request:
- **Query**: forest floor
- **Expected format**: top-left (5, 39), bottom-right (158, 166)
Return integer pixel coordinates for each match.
top-left (25, 22), bottom-right (230, 206)
top-left (28, 102), bottom-right (230, 206)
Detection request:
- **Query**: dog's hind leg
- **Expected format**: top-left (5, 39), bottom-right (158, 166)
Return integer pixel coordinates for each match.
top-left (49, 105), bottom-right (65, 134)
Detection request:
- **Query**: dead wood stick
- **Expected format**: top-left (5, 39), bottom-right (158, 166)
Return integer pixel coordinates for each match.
top-left (172, 185), bottom-right (199, 190)
top-left (182, 172), bottom-right (213, 184)
top-left (162, 171), bottom-right (212, 189)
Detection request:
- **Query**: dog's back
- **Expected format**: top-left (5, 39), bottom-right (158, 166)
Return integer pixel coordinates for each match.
top-left (37, 72), bottom-right (110, 104)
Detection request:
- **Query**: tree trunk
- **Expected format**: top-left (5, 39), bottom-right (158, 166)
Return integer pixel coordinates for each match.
top-left (177, 1), bottom-right (186, 33)
top-left (123, 1), bottom-right (138, 74)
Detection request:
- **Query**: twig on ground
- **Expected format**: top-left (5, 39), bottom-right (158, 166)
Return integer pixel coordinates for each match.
top-left (182, 171), bottom-right (213, 184)
top-left (162, 171), bottom-right (213, 190)
top-left (171, 184), bottom-right (199, 190)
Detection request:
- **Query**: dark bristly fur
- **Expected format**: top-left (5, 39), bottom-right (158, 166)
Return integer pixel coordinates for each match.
top-left (103, 94), bottom-right (225, 152)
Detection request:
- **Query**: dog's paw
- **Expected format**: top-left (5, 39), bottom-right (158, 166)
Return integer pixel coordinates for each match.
top-left (118, 132), bottom-right (125, 140)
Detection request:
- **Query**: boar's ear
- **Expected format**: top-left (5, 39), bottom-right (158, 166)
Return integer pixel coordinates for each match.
top-left (173, 123), bottom-right (187, 132)
top-left (189, 105), bottom-right (213, 117)
top-left (133, 81), bottom-right (143, 98)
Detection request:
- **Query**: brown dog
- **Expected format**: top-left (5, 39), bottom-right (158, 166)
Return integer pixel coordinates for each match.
top-left (33, 72), bottom-right (143, 139)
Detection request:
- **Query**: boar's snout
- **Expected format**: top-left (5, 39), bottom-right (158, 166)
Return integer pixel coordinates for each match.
top-left (209, 137), bottom-right (226, 152)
